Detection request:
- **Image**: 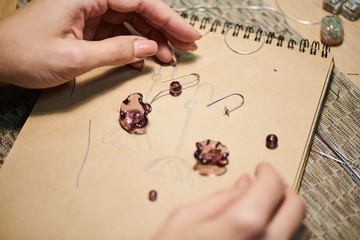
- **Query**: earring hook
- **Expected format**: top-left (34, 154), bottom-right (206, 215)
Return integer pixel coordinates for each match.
top-left (162, 73), bottom-right (200, 84)
top-left (207, 93), bottom-right (245, 116)
top-left (149, 73), bottom-right (200, 104)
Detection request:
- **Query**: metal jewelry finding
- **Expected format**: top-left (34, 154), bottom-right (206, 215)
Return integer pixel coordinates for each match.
top-left (207, 93), bottom-right (245, 116)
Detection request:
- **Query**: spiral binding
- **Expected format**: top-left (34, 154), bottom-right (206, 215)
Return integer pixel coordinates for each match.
top-left (182, 14), bottom-right (331, 58)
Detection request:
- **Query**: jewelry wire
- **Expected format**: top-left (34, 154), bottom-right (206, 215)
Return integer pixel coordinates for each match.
top-left (224, 22), bottom-right (266, 55)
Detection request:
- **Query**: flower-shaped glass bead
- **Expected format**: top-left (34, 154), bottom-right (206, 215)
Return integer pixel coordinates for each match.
top-left (119, 93), bottom-right (151, 134)
top-left (194, 140), bottom-right (229, 176)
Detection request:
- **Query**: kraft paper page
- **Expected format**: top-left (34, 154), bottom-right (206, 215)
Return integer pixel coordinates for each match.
top-left (0, 27), bottom-right (333, 239)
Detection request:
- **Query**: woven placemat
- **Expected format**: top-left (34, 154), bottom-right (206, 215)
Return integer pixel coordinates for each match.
top-left (0, 1), bottom-right (359, 239)
top-left (299, 68), bottom-right (360, 239)
top-left (0, 86), bottom-right (39, 165)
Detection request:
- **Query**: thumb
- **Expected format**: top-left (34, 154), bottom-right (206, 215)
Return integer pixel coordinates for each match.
top-left (171, 174), bottom-right (253, 223)
top-left (76, 36), bottom-right (158, 71)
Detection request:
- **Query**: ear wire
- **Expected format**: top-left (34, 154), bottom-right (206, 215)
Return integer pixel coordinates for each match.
top-left (207, 93), bottom-right (245, 116)
top-left (149, 73), bottom-right (200, 104)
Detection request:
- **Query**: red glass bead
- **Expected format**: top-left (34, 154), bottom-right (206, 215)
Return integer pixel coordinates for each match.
top-left (169, 81), bottom-right (182, 96)
top-left (266, 134), bottom-right (278, 149)
top-left (148, 190), bottom-right (157, 201)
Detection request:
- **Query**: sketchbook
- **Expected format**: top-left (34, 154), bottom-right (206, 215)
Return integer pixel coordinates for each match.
top-left (0, 18), bottom-right (334, 239)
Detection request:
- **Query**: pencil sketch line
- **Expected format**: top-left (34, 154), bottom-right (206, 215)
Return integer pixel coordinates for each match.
top-left (175, 83), bottom-right (214, 154)
top-left (76, 119), bottom-right (92, 187)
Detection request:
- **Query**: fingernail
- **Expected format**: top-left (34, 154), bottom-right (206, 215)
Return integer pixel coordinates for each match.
top-left (191, 42), bottom-right (198, 51)
top-left (170, 56), bottom-right (177, 66)
top-left (170, 48), bottom-right (177, 66)
top-left (235, 174), bottom-right (252, 188)
top-left (137, 61), bottom-right (145, 71)
top-left (197, 32), bottom-right (203, 40)
top-left (138, 61), bottom-right (145, 71)
top-left (130, 60), bottom-right (145, 71)
top-left (134, 40), bottom-right (157, 58)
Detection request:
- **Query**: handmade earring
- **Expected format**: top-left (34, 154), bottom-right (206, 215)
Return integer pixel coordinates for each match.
top-left (119, 93), bottom-right (151, 134)
top-left (194, 139), bottom-right (229, 176)
top-left (207, 93), bottom-right (245, 116)
top-left (150, 73), bottom-right (200, 102)
top-left (119, 73), bottom-right (200, 134)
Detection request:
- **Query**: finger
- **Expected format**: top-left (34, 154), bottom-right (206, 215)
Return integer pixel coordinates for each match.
top-left (168, 174), bottom-right (253, 225)
top-left (148, 31), bottom-right (175, 64)
top-left (292, 224), bottom-right (312, 240)
top-left (161, 30), bottom-right (199, 51)
top-left (189, 174), bottom-right (253, 221)
top-left (124, 13), bottom-right (197, 52)
top-left (154, 175), bottom-right (253, 240)
top-left (265, 187), bottom-right (306, 239)
top-left (92, 21), bottom-right (117, 40)
top-left (66, 36), bottom-right (157, 74)
top-left (238, 162), bottom-right (286, 219)
top-left (114, 24), bottom-right (176, 65)
top-left (101, 9), bottom-right (127, 25)
top-left (115, 22), bottom-right (176, 64)
top-left (83, 16), bottom-right (102, 40)
top-left (122, 13), bottom-right (177, 63)
top-left (234, 173), bottom-right (252, 188)
top-left (211, 163), bottom-right (286, 239)
top-left (107, 0), bottom-right (202, 42)
top-left (129, 60), bottom-right (145, 71)
top-left (101, 12), bottom-right (176, 64)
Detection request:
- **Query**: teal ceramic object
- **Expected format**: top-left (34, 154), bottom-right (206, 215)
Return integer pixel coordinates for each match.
top-left (320, 15), bottom-right (344, 46)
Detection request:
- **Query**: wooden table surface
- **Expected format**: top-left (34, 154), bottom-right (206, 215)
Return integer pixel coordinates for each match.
top-left (266, 0), bottom-right (360, 88)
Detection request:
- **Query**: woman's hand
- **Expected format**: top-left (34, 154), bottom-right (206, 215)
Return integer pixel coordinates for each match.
top-left (155, 163), bottom-right (306, 240)
top-left (0, 0), bottom-right (201, 88)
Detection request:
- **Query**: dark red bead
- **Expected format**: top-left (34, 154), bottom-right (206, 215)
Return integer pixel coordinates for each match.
top-left (169, 81), bottom-right (182, 96)
top-left (266, 134), bottom-right (278, 149)
top-left (148, 190), bottom-right (157, 201)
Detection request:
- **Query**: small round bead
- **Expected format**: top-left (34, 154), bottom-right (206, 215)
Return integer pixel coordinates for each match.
top-left (266, 134), bottom-right (278, 149)
top-left (169, 81), bottom-right (182, 96)
top-left (148, 190), bottom-right (157, 201)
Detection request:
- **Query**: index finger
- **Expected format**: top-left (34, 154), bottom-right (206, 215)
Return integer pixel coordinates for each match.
top-left (193, 163), bottom-right (287, 240)
top-left (107, 0), bottom-right (202, 42)
top-left (222, 163), bottom-right (287, 236)
top-left (242, 162), bottom-right (286, 218)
